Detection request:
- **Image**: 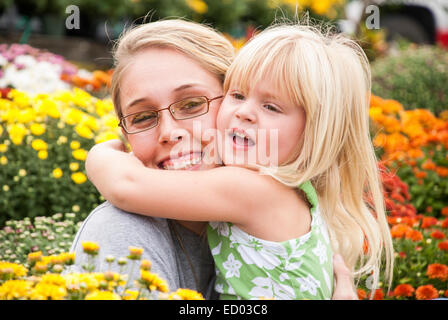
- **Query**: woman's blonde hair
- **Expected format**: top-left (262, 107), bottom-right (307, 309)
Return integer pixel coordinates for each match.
top-left (111, 19), bottom-right (235, 117)
top-left (224, 23), bottom-right (394, 296)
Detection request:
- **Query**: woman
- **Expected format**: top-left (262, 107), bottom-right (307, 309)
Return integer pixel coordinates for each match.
top-left (69, 19), bottom-right (357, 300)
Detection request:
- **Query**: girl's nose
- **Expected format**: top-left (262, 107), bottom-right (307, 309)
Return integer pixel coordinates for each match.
top-left (157, 110), bottom-right (187, 144)
top-left (235, 102), bottom-right (256, 123)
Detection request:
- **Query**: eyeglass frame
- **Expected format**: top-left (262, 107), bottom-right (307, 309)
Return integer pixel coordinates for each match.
top-left (118, 95), bottom-right (224, 134)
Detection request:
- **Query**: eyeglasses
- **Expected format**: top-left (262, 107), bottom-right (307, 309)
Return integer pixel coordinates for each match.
top-left (119, 95), bottom-right (223, 134)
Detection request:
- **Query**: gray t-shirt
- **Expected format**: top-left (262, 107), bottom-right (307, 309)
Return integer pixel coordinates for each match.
top-left (68, 201), bottom-right (218, 299)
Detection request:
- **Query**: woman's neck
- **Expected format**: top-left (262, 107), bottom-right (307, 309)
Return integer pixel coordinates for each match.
top-left (176, 220), bottom-right (207, 235)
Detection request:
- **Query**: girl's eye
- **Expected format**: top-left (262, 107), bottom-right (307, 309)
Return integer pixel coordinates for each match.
top-left (231, 93), bottom-right (245, 100)
top-left (263, 104), bottom-right (280, 113)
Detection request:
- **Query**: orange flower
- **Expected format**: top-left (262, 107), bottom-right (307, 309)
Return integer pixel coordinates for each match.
top-left (421, 217), bottom-right (438, 229)
top-left (416, 285), bottom-right (439, 300)
top-left (438, 240), bottom-right (448, 251)
top-left (405, 229), bottom-right (423, 242)
top-left (436, 166), bottom-right (448, 177)
top-left (391, 224), bottom-right (412, 238)
top-left (426, 264), bottom-right (448, 281)
top-left (393, 284), bottom-right (415, 298)
top-left (357, 288), bottom-right (367, 300)
top-left (373, 288), bottom-right (384, 300)
top-left (414, 171), bottom-right (427, 179)
top-left (431, 230), bottom-right (446, 240)
top-left (407, 148), bottom-right (424, 159)
top-left (445, 289), bottom-right (448, 298)
top-left (421, 159), bottom-right (436, 170)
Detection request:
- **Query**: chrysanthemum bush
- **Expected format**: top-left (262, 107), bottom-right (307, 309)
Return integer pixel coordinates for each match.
top-left (0, 213), bottom-right (81, 265)
top-left (370, 95), bottom-right (448, 218)
top-left (0, 243), bottom-right (204, 300)
top-left (357, 215), bottom-right (448, 300)
top-left (0, 88), bottom-right (121, 226)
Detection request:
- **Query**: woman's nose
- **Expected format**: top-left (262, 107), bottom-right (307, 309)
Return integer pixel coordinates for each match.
top-left (157, 110), bottom-right (187, 144)
top-left (235, 101), bottom-right (256, 123)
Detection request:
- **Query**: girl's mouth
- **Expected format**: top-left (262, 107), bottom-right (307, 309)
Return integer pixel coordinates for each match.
top-left (158, 152), bottom-right (203, 170)
top-left (230, 129), bottom-right (256, 150)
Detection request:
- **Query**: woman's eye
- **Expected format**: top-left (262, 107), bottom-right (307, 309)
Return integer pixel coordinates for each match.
top-left (132, 112), bottom-right (157, 124)
top-left (263, 104), bottom-right (280, 113)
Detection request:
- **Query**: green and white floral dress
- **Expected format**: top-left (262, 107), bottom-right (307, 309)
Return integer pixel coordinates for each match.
top-left (207, 181), bottom-right (334, 300)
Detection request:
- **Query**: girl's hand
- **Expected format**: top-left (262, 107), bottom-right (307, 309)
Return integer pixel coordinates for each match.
top-left (331, 254), bottom-right (358, 300)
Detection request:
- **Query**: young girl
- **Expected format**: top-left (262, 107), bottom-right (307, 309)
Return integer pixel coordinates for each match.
top-left (86, 23), bottom-right (394, 300)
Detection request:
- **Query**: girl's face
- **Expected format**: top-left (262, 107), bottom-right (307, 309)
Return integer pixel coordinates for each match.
top-left (216, 79), bottom-right (306, 168)
top-left (119, 47), bottom-right (223, 170)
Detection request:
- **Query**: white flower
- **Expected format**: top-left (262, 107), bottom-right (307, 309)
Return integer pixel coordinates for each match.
top-left (248, 276), bottom-right (295, 300)
top-left (222, 253), bottom-right (242, 279)
top-left (297, 275), bottom-right (321, 296)
top-left (312, 239), bottom-right (328, 265)
top-left (209, 221), bottom-right (230, 237)
top-left (211, 242), bottom-right (222, 256)
top-left (0, 55), bottom-right (7, 66)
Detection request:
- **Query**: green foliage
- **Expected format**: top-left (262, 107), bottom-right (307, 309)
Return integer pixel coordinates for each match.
top-left (0, 213), bottom-right (81, 265)
top-left (371, 45), bottom-right (448, 116)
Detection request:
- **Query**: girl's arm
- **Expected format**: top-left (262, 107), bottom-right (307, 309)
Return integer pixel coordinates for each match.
top-left (85, 140), bottom-right (276, 226)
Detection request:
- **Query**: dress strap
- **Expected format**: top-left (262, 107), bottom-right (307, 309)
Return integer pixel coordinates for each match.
top-left (298, 180), bottom-right (318, 211)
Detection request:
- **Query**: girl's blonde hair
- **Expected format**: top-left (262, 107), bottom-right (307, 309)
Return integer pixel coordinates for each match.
top-left (111, 19), bottom-right (235, 117)
top-left (224, 23), bottom-right (394, 295)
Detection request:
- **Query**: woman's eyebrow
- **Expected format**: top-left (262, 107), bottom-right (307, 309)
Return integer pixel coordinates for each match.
top-left (173, 83), bottom-right (202, 92)
top-left (126, 98), bottom-right (152, 111)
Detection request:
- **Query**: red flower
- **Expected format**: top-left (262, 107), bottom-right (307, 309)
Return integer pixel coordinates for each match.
top-left (441, 218), bottom-right (448, 228)
top-left (445, 290), bottom-right (448, 298)
top-left (399, 251), bottom-right (407, 258)
top-left (421, 217), bottom-right (438, 229)
top-left (431, 230), bottom-right (446, 240)
top-left (416, 285), bottom-right (439, 300)
top-left (438, 240), bottom-right (448, 251)
top-left (393, 284), bottom-right (415, 298)
top-left (373, 288), bottom-right (384, 300)
top-left (357, 288), bottom-right (367, 300)
top-left (391, 224), bottom-right (412, 238)
top-left (442, 207), bottom-right (448, 217)
top-left (426, 263), bottom-right (448, 281)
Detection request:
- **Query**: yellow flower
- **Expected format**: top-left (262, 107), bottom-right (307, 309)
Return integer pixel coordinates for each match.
top-left (0, 143), bottom-right (8, 152)
top-left (8, 123), bottom-right (27, 145)
top-left (128, 246), bottom-right (144, 260)
top-left (0, 261), bottom-right (28, 278)
top-left (52, 168), bottom-right (63, 179)
top-left (81, 241), bottom-right (100, 255)
top-left (140, 259), bottom-right (152, 271)
top-left (95, 131), bottom-right (120, 144)
top-left (18, 169), bottom-right (27, 177)
top-left (57, 136), bottom-right (67, 145)
top-left (85, 290), bottom-right (121, 300)
top-left (0, 156), bottom-right (7, 165)
top-left (27, 251), bottom-right (43, 263)
top-left (38, 150), bottom-right (48, 160)
top-left (64, 108), bottom-right (84, 126)
top-left (31, 139), bottom-right (48, 151)
top-left (75, 124), bottom-right (94, 139)
top-left (69, 162), bottom-right (79, 171)
top-left (169, 288), bottom-right (204, 300)
top-left (0, 280), bottom-right (33, 300)
top-left (71, 172), bottom-right (87, 184)
top-left (72, 205), bottom-right (80, 212)
top-left (3, 185), bottom-right (9, 192)
top-left (30, 123), bottom-right (45, 136)
top-left (30, 283), bottom-right (67, 300)
top-left (186, 0), bottom-right (208, 14)
top-left (123, 290), bottom-right (139, 300)
top-left (70, 140), bottom-right (81, 149)
top-left (72, 148), bottom-right (87, 161)
top-left (140, 270), bottom-right (169, 293)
